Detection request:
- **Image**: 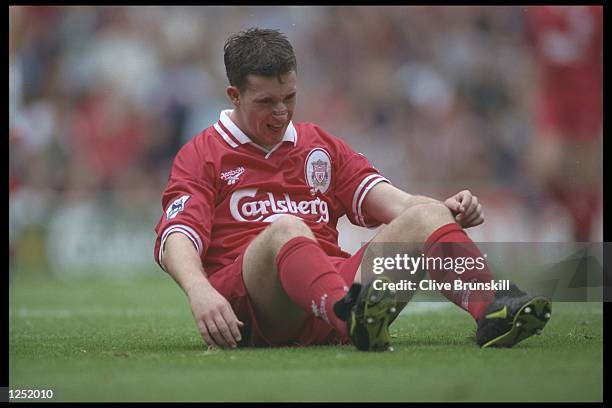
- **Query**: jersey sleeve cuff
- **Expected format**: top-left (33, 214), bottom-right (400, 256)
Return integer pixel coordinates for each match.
top-left (157, 224), bottom-right (204, 271)
top-left (351, 174), bottom-right (391, 228)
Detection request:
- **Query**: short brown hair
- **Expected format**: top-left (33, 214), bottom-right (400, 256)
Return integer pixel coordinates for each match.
top-left (223, 27), bottom-right (297, 92)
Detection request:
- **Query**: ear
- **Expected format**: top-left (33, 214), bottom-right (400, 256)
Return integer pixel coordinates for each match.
top-left (226, 86), bottom-right (241, 108)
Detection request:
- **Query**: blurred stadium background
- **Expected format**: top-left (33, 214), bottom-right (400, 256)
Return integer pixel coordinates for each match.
top-left (9, 5), bottom-right (603, 279)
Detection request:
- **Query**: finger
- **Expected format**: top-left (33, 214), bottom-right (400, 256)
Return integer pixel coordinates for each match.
top-left (221, 308), bottom-right (243, 344)
top-left (446, 198), bottom-right (461, 213)
top-left (458, 192), bottom-right (472, 213)
top-left (463, 205), bottom-right (482, 227)
top-left (461, 213), bottom-right (477, 228)
top-left (462, 207), bottom-right (480, 227)
top-left (471, 202), bottom-right (482, 220)
top-left (206, 318), bottom-right (229, 349)
top-left (463, 198), bottom-right (479, 220)
top-left (197, 319), bottom-right (217, 348)
top-left (214, 314), bottom-right (237, 348)
top-left (465, 213), bottom-right (485, 228)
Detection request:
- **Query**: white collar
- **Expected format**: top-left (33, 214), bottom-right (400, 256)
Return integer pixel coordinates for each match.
top-left (218, 109), bottom-right (297, 149)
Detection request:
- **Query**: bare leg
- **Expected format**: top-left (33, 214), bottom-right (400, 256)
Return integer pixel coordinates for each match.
top-left (241, 215), bottom-right (315, 344)
top-left (354, 199), bottom-right (456, 319)
top-left (354, 198), bottom-right (455, 282)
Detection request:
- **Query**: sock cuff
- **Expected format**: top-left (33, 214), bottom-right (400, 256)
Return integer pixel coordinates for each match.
top-left (275, 236), bottom-right (318, 271)
top-left (424, 222), bottom-right (467, 252)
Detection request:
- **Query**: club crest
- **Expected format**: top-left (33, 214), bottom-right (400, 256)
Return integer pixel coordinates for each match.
top-left (305, 148), bottom-right (332, 193)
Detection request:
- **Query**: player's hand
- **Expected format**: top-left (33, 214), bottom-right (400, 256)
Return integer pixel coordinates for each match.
top-left (185, 281), bottom-right (244, 349)
top-left (444, 190), bottom-right (484, 228)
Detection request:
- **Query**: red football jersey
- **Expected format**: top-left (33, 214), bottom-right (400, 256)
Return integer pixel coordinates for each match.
top-left (154, 109), bottom-right (390, 275)
top-left (525, 6), bottom-right (603, 136)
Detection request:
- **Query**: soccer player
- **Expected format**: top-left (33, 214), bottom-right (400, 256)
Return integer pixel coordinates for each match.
top-left (524, 6), bottom-right (602, 241)
top-left (154, 28), bottom-right (551, 351)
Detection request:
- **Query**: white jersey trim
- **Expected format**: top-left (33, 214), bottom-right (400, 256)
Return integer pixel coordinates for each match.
top-left (213, 123), bottom-right (239, 148)
top-left (158, 224), bottom-right (203, 270)
top-left (352, 174), bottom-right (390, 227)
top-left (218, 109), bottom-right (297, 148)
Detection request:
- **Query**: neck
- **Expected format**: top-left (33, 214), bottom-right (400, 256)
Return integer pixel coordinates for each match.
top-left (229, 109), bottom-right (277, 150)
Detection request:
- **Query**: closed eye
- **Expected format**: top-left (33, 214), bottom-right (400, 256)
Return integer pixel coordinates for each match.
top-left (255, 93), bottom-right (295, 104)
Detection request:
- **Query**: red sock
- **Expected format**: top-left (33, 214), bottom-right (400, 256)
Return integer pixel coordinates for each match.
top-left (549, 182), bottom-right (601, 241)
top-left (565, 186), bottom-right (600, 241)
top-left (276, 236), bottom-right (349, 336)
top-left (424, 223), bottom-right (494, 320)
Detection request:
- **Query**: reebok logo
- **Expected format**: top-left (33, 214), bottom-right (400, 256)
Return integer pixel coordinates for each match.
top-left (220, 166), bottom-right (245, 185)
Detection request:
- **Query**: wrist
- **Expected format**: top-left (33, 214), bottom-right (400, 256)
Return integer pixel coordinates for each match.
top-left (183, 276), bottom-right (213, 298)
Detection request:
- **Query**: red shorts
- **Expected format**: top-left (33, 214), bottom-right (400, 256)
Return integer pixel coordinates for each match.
top-left (208, 244), bottom-right (369, 348)
top-left (536, 89), bottom-right (602, 140)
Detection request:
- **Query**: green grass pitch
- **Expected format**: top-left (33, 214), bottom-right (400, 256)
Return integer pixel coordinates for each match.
top-left (9, 273), bottom-right (602, 402)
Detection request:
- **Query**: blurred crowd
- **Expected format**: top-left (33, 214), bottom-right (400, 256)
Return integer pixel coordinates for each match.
top-left (9, 6), bottom-right (602, 273)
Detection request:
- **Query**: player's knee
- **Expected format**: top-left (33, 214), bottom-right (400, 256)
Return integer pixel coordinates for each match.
top-left (268, 215), bottom-right (314, 250)
top-left (269, 214), bottom-right (311, 234)
top-left (411, 200), bottom-right (453, 223)
top-left (398, 200), bottom-right (454, 237)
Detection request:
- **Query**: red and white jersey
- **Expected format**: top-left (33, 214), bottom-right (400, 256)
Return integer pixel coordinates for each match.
top-left (526, 6), bottom-right (602, 97)
top-left (154, 109), bottom-right (390, 275)
top-left (525, 6), bottom-right (602, 136)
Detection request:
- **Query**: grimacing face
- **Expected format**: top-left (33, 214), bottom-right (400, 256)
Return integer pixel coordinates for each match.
top-left (227, 71), bottom-right (297, 149)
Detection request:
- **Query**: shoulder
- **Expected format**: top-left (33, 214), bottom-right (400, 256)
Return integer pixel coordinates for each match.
top-left (171, 126), bottom-right (225, 178)
top-left (177, 126), bottom-right (226, 162)
top-left (294, 122), bottom-right (355, 153)
top-left (295, 122), bottom-right (335, 140)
